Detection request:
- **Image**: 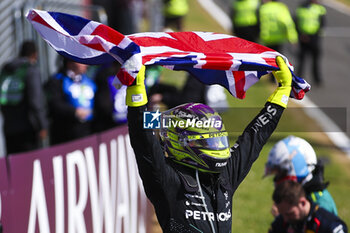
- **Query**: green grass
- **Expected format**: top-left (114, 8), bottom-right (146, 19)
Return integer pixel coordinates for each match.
top-left (155, 0), bottom-right (350, 230)
top-left (338, 0), bottom-right (350, 6)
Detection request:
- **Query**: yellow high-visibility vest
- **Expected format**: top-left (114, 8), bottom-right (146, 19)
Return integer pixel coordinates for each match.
top-left (232, 0), bottom-right (259, 27)
top-left (164, 0), bottom-right (189, 17)
top-left (296, 3), bottom-right (326, 35)
top-left (259, 2), bottom-right (298, 45)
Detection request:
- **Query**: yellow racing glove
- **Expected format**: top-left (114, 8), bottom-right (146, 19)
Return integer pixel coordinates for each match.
top-left (267, 56), bottom-right (292, 108)
top-left (126, 65), bottom-right (148, 107)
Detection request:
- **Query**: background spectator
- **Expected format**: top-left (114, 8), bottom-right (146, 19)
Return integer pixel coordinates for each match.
top-left (0, 40), bottom-right (48, 155)
top-left (163, 0), bottom-right (189, 31)
top-left (259, 0), bottom-right (298, 82)
top-left (264, 135), bottom-right (338, 216)
top-left (269, 180), bottom-right (347, 233)
top-left (45, 57), bottom-right (96, 145)
top-left (102, 0), bottom-right (136, 34)
top-left (231, 0), bottom-right (260, 42)
top-left (295, 0), bottom-right (327, 86)
top-left (259, 0), bottom-right (298, 53)
top-left (93, 62), bottom-right (128, 133)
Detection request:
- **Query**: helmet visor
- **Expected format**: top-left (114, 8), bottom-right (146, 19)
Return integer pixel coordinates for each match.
top-left (184, 132), bottom-right (229, 150)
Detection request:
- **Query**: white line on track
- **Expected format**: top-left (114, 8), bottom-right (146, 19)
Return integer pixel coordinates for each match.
top-left (292, 97), bottom-right (350, 157)
top-left (321, 0), bottom-right (350, 16)
top-left (196, 0), bottom-right (232, 31)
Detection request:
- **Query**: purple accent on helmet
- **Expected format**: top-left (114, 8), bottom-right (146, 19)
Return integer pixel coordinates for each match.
top-left (173, 103), bottom-right (215, 119)
top-left (187, 103), bottom-right (215, 115)
top-left (211, 114), bottom-right (224, 131)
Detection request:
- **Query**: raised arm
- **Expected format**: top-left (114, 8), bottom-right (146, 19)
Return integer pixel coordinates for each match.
top-left (229, 56), bottom-right (292, 187)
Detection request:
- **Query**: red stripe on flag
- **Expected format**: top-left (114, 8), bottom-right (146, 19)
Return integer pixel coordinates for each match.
top-left (202, 53), bottom-right (232, 70)
top-left (263, 57), bottom-right (277, 68)
top-left (117, 69), bottom-right (135, 86)
top-left (233, 71), bottom-right (246, 99)
top-left (91, 24), bottom-right (125, 46)
top-left (199, 37), bottom-right (274, 54)
top-left (29, 13), bottom-right (56, 32)
top-left (79, 39), bottom-right (106, 52)
top-left (292, 89), bottom-right (305, 100)
top-left (130, 34), bottom-right (192, 52)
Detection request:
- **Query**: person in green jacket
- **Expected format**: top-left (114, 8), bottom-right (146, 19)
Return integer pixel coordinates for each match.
top-left (163, 0), bottom-right (189, 31)
top-left (264, 135), bottom-right (338, 216)
top-left (295, 0), bottom-right (326, 86)
top-left (231, 0), bottom-right (260, 42)
top-left (259, 0), bottom-right (298, 52)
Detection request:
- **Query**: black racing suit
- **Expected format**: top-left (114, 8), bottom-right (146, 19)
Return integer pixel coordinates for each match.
top-left (268, 203), bottom-right (348, 233)
top-left (128, 102), bottom-right (284, 233)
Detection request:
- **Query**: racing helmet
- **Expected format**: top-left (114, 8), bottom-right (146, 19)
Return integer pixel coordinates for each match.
top-left (159, 103), bottom-right (231, 173)
top-left (265, 136), bottom-right (317, 184)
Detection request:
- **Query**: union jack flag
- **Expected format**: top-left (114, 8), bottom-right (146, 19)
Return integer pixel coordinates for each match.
top-left (26, 9), bottom-right (310, 100)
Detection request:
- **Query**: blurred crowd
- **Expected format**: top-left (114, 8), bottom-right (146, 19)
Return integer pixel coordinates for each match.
top-left (231, 0), bottom-right (326, 86)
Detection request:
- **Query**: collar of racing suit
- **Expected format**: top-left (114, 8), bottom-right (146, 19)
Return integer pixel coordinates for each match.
top-left (172, 161), bottom-right (229, 193)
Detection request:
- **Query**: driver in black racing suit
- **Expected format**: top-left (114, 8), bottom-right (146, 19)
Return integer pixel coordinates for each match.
top-left (127, 56), bottom-right (292, 233)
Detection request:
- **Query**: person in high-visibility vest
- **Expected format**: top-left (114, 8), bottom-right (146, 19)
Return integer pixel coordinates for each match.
top-left (296, 0), bottom-right (326, 86)
top-left (163, 0), bottom-right (189, 31)
top-left (231, 0), bottom-right (260, 42)
top-left (259, 0), bottom-right (298, 52)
